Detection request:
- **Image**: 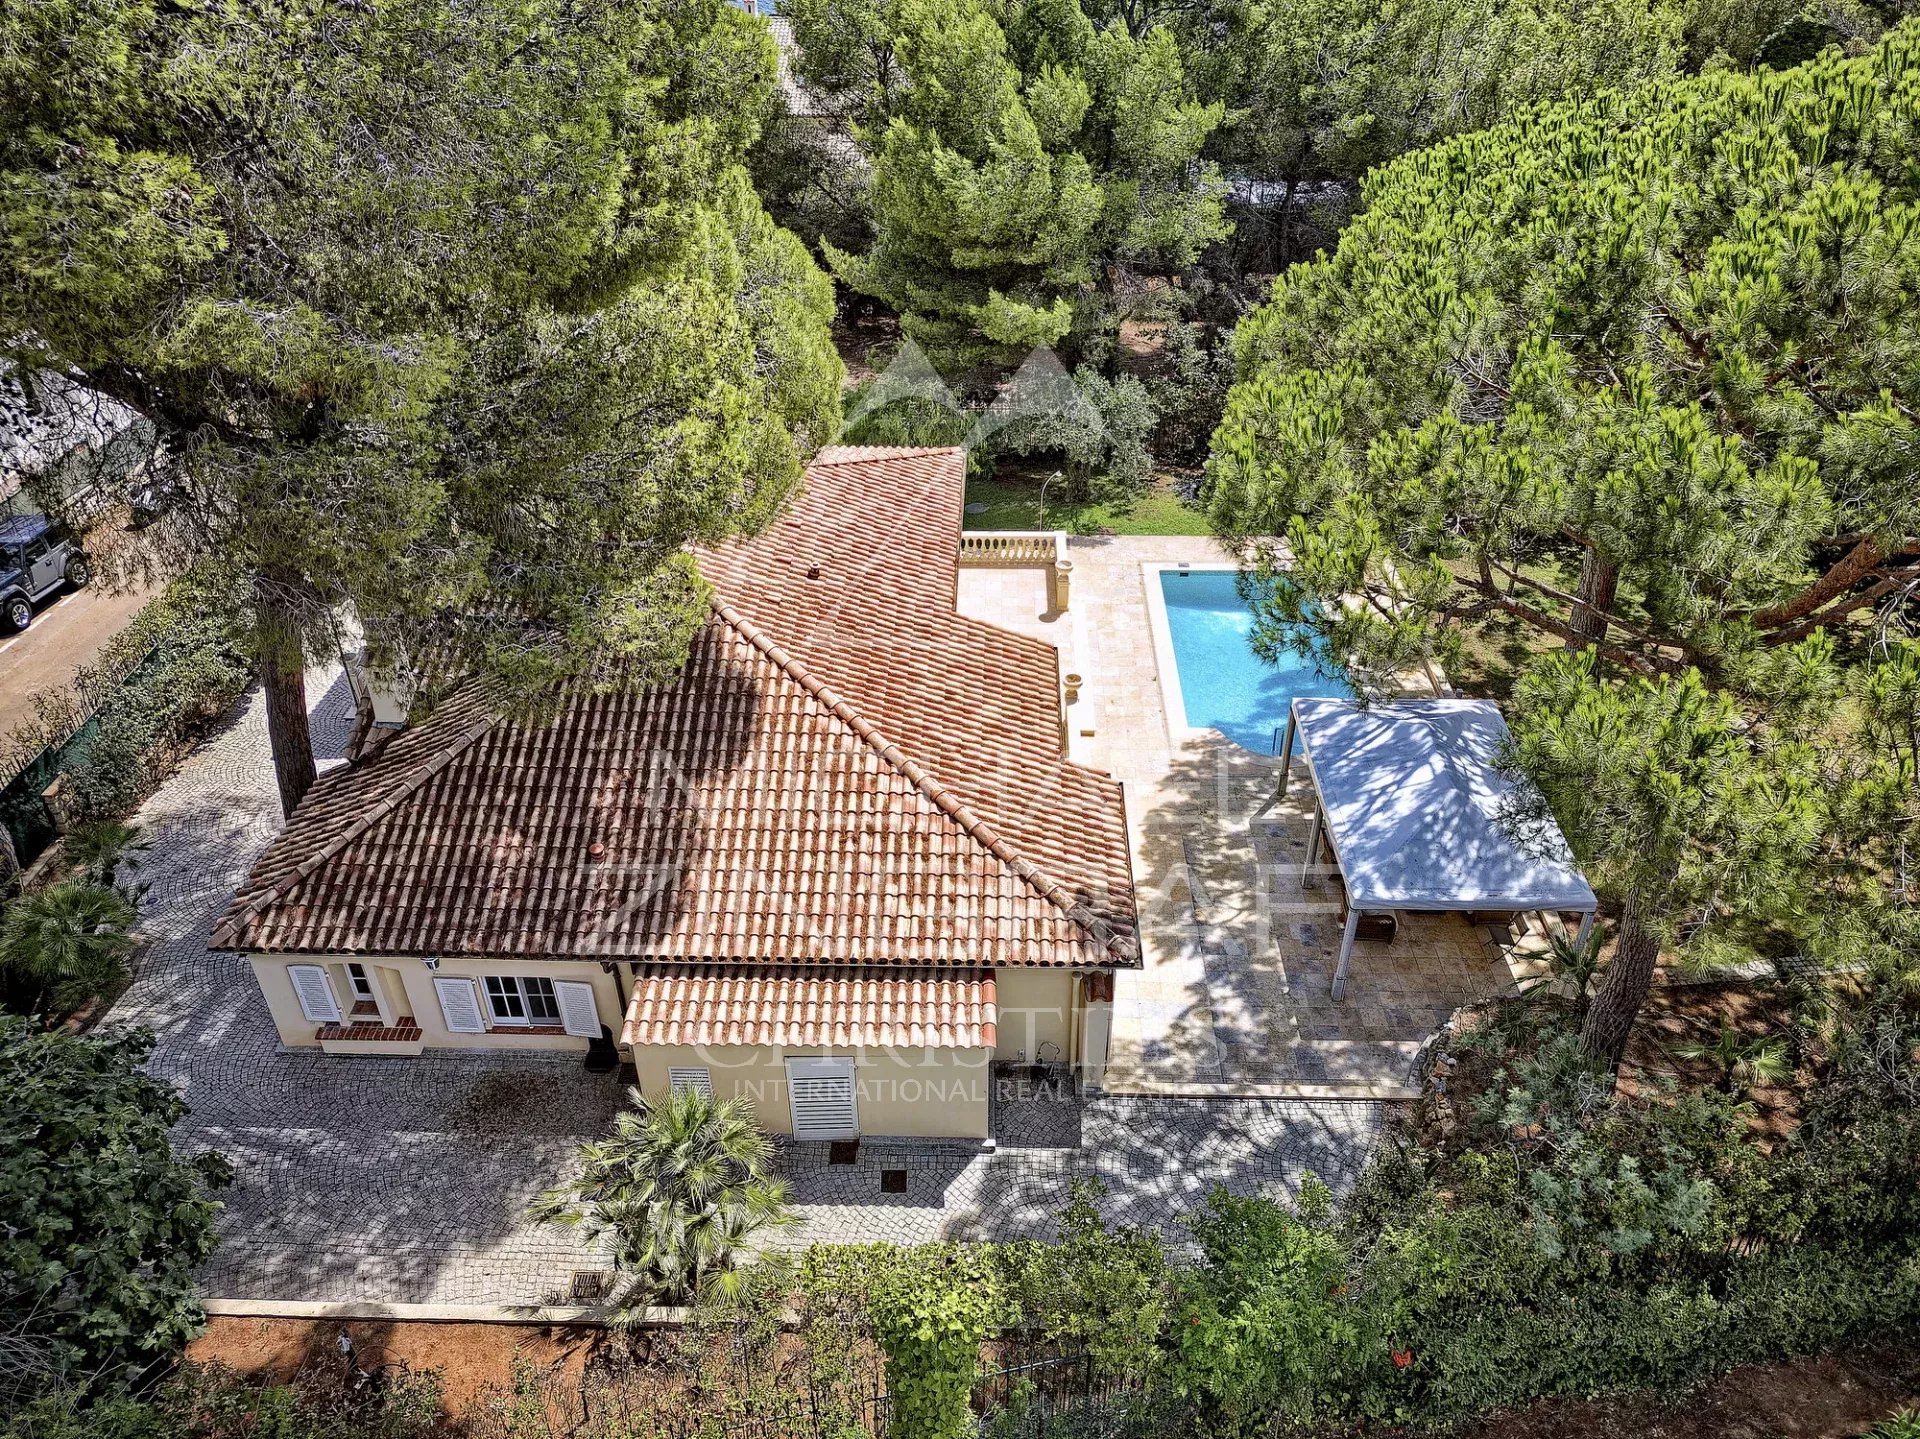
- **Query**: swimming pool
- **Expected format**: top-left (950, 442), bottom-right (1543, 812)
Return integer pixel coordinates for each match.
top-left (1151, 567), bottom-right (1355, 752)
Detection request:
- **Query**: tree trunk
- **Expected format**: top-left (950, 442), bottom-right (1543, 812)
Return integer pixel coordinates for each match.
top-left (1568, 550), bottom-right (1618, 649)
top-left (256, 583), bottom-right (316, 819)
top-left (1580, 892), bottom-right (1660, 1070)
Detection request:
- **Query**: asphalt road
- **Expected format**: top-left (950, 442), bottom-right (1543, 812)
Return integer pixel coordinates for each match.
top-left (0, 576), bottom-right (161, 739)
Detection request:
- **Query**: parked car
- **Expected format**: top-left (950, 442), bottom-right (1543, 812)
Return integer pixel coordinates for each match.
top-left (0, 514), bottom-right (90, 631)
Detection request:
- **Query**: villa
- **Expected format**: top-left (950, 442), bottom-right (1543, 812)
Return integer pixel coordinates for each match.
top-left (211, 446), bottom-right (1139, 1142)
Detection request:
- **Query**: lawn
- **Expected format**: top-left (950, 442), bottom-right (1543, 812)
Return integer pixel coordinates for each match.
top-left (1438, 554), bottom-right (1581, 701)
top-left (962, 471), bottom-right (1212, 536)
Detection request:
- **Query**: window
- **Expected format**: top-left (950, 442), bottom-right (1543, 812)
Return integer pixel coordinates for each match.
top-left (523, 976), bottom-right (560, 1024)
top-left (484, 975), bottom-right (561, 1027)
top-left (346, 963), bottom-right (376, 1000)
top-left (484, 975), bottom-right (527, 1024)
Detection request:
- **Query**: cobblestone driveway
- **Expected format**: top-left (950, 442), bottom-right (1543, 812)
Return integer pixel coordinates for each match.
top-left (109, 673), bottom-right (1383, 1305)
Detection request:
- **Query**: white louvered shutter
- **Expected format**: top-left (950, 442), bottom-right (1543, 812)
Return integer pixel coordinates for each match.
top-left (434, 977), bottom-right (486, 1034)
top-left (668, 1066), bottom-right (713, 1098)
top-left (288, 964), bottom-right (342, 1023)
top-left (786, 1057), bottom-right (858, 1140)
top-left (553, 980), bottom-right (601, 1038)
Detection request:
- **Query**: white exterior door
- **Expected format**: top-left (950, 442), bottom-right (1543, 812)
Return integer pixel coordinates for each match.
top-left (786, 1057), bottom-right (858, 1140)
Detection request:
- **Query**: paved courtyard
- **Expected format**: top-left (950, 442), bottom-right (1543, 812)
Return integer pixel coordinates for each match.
top-left (960, 537), bottom-right (1539, 1099)
top-left (108, 665), bottom-right (1384, 1305)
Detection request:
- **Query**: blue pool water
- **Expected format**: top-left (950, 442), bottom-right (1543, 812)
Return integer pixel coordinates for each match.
top-left (1159, 569), bottom-right (1355, 752)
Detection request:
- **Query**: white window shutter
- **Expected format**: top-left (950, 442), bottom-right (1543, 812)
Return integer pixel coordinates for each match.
top-left (434, 977), bottom-right (486, 1034)
top-left (288, 964), bottom-right (341, 1024)
top-left (668, 1066), bottom-right (713, 1098)
top-left (553, 980), bottom-right (601, 1038)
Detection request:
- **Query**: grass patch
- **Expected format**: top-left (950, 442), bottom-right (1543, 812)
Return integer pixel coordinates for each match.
top-left (1439, 555), bottom-right (1579, 701)
top-left (962, 472), bottom-right (1211, 536)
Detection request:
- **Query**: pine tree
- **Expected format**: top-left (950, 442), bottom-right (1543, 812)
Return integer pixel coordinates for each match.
top-left (811, 0), bottom-right (1225, 369)
top-left (1208, 29), bottom-right (1920, 1064)
top-left (0, 0), bottom-right (842, 814)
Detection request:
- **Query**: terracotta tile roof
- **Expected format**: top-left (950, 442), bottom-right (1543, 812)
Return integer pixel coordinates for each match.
top-left (622, 965), bottom-right (995, 1048)
top-left (212, 446), bottom-right (1136, 969)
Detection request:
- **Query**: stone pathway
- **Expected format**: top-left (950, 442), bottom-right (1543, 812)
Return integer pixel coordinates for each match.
top-left (106, 668), bottom-right (1384, 1305)
top-left (779, 1084), bottom-right (1382, 1250)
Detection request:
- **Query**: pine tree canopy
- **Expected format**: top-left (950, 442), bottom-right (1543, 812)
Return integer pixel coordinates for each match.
top-left (806, 0), bottom-right (1227, 368)
top-left (0, 0), bottom-right (842, 709)
top-left (1208, 28), bottom-right (1920, 1057)
top-left (1210, 26), bottom-right (1920, 694)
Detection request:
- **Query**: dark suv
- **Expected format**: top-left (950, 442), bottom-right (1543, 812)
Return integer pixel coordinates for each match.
top-left (0, 514), bottom-right (91, 632)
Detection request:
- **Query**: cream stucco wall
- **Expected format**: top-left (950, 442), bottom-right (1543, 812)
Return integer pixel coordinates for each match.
top-left (249, 953), bottom-right (623, 1052)
top-left (631, 1042), bottom-right (991, 1139)
top-left (248, 950), bottom-right (1098, 1131)
top-left (992, 966), bottom-right (1077, 1064)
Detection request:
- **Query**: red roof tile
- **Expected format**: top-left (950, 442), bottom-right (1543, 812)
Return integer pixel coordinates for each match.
top-left (622, 965), bottom-right (996, 1048)
top-left (212, 447), bottom-right (1136, 968)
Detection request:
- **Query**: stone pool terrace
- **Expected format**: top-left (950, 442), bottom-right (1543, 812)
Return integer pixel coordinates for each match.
top-left (957, 534), bottom-right (1549, 1099)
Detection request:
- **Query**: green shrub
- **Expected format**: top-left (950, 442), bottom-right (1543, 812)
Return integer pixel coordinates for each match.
top-left (1167, 1180), bottom-right (1387, 1431)
top-left (3, 1362), bottom-right (445, 1439)
top-left (56, 573), bottom-right (252, 824)
top-left (998, 1179), bottom-right (1171, 1380)
top-left (871, 1250), bottom-right (1000, 1439)
top-left (986, 367), bottom-right (1157, 505)
top-left (0, 879), bottom-right (137, 1016)
top-left (1868, 1408), bottom-right (1920, 1439)
top-left (0, 1021), bottom-right (231, 1393)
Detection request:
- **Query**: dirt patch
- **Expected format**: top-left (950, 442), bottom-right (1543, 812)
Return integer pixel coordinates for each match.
top-left (834, 311), bottom-right (900, 386)
top-left (1452, 1342), bottom-right (1920, 1439)
top-left (189, 1316), bottom-right (602, 1422)
top-left (1619, 980), bottom-right (1802, 1134)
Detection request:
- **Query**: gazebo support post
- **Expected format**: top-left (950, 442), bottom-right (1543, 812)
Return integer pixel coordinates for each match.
top-left (1575, 909), bottom-right (1596, 950)
top-left (1303, 806), bottom-right (1324, 885)
top-left (1331, 905), bottom-right (1361, 1000)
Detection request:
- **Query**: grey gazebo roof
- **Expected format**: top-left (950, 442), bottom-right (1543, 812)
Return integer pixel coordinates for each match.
top-left (1287, 697), bottom-right (1598, 915)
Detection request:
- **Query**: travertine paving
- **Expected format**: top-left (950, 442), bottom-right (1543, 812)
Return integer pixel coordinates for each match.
top-left (108, 666), bottom-right (1383, 1304)
top-left (963, 536), bottom-right (1530, 1098)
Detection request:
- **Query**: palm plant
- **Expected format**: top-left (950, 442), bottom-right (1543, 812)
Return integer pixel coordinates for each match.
top-left (1518, 927), bottom-right (1607, 1027)
top-left (534, 1087), bottom-right (792, 1313)
top-left (1866, 1409), bottom-right (1920, 1439)
top-left (0, 880), bottom-right (138, 1016)
top-left (63, 820), bottom-right (146, 889)
top-left (1669, 1018), bottom-right (1793, 1096)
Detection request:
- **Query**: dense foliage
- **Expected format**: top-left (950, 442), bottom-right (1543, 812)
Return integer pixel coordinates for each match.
top-left (0, 881), bottom-right (137, 1019)
top-left (0, 1022), bottom-right (230, 1394)
top-left (54, 575), bottom-right (253, 827)
top-left (1209, 26), bottom-right (1920, 1058)
top-left (870, 1252), bottom-right (1002, 1439)
top-left (3, 1363), bottom-right (444, 1439)
top-left (792, 0), bottom-right (1225, 370)
top-left (0, 572), bottom-right (251, 811)
top-left (805, 986), bottom-right (1920, 1434)
top-left (0, 0), bottom-right (842, 812)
